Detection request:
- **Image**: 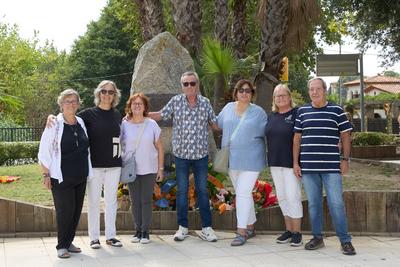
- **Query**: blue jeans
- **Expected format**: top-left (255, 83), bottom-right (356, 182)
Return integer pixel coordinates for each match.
top-left (175, 156), bottom-right (212, 228)
top-left (302, 173), bottom-right (351, 244)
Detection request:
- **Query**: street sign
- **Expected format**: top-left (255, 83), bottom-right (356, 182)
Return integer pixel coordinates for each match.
top-left (316, 54), bottom-right (359, 76)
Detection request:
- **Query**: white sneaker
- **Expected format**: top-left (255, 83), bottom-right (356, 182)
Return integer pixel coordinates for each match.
top-left (199, 227), bottom-right (217, 242)
top-left (173, 225), bottom-right (189, 241)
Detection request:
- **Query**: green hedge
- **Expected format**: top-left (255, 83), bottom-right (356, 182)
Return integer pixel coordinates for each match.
top-left (0, 142), bottom-right (39, 165)
top-left (352, 132), bottom-right (400, 146)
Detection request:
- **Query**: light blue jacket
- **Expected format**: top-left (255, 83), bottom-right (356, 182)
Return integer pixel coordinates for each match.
top-left (217, 102), bottom-right (267, 172)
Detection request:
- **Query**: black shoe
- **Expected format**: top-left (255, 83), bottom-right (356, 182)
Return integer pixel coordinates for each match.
top-left (290, 232), bottom-right (303, 247)
top-left (131, 231), bottom-right (142, 243)
top-left (276, 231), bottom-right (292, 244)
top-left (341, 242), bottom-right (356, 255)
top-left (106, 238), bottom-right (123, 247)
top-left (305, 237), bottom-right (325, 250)
top-left (90, 240), bottom-right (101, 249)
top-left (140, 231), bottom-right (150, 244)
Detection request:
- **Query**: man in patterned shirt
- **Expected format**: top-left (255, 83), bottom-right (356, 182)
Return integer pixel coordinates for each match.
top-left (293, 77), bottom-right (356, 255)
top-left (150, 71), bottom-right (219, 242)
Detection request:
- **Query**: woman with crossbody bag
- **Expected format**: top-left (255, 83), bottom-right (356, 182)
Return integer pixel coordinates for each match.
top-left (120, 93), bottom-right (164, 244)
top-left (217, 80), bottom-right (268, 246)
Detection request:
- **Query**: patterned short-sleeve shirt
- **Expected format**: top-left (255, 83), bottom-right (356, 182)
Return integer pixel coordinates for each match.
top-left (160, 94), bottom-right (217, 160)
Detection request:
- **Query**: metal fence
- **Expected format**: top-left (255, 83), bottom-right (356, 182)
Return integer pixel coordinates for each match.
top-left (352, 119), bottom-right (400, 134)
top-left (0, 127), bottom-right (43, 142)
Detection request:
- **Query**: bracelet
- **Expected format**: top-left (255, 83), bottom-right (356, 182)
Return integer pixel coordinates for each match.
top-left (42, 173), bottom-right (50, 178)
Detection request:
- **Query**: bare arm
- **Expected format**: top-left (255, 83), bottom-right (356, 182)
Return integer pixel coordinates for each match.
top-left (340, 131), bottom-right (351, 175)
top-left (209, 122), bottom-right (221, 131)
top-left (148, 111), bottom-right (162, 121)
top-left (154, 137), bottom-right (164, 182)
top-left (293, 132), bottom-right (302, 178)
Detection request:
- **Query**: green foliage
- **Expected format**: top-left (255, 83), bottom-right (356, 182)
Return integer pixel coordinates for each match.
top-left (291, 90), bottom-right (306, 107)
top-left (0, 142), bottom-right (39, 166)
top-left (352, 132), bottom-right (399, 146)
top-left (201, 38), bottom-right (238, 76)
top-left (67, 4), bottom-right (137, 113)
top-left (383, 70), bottom-right (400, 77)
top-left (327, 93), bottom-right (339, 104)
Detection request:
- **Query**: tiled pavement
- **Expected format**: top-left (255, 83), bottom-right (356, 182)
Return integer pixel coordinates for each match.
top-left (1, 232), bottom-right (400, 267)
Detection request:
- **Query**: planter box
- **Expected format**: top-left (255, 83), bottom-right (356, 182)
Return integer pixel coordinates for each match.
top-left (351, 145), bottom-right (400, 159)
top-left (1, 191), bottom-right (400, 235)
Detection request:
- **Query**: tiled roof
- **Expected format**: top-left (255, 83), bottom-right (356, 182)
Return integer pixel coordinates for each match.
top-left (344, 75), bottom-right (400, 86)
top-left (364, 84), bottom-right (400, 94)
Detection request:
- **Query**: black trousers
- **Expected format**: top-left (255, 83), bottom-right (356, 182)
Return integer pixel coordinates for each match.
top-left (51, 178), bottom-right (86, 250)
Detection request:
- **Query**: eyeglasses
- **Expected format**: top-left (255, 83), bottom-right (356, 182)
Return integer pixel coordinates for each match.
top-left (274, 94), bottom-right (289, 98)
top-left (182, 81), bottom-right (197, 87)
top-left (63, 100), bottom-right (79, 105)
top-left (238, 88), bottom-right (252, 94)
top-left (100, 89), bottom-right (115, 95)
top-left (132, 102), bottom-right (144, 106)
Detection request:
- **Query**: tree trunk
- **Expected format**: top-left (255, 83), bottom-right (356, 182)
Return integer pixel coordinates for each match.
top-left (214, 0), bottom-right (229, 46)
top-left (213, 73), bottom-right (226, 114)
top-left (255, 0), bottom-right (289, 112)
top-left (135, 0), bottom-right (165, 41)
top-left (170, 0), bottom-right (202, 58)
top-left (231, 0), bottom-right (247, 59)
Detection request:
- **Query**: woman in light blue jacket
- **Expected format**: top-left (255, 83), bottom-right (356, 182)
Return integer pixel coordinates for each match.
top-left (38, 89), bottom-right (92, 259)
top-left (217, 80), bottom-right (267, 246)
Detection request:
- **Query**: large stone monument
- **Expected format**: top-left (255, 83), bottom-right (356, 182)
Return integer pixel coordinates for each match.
top-left (131, 32), bottom-right (216, 157)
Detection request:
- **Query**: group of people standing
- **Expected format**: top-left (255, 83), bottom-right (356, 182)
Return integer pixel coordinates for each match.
top-left (38, 71), bottom-right (356, 259)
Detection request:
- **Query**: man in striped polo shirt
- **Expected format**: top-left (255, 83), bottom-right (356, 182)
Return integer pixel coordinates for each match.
top-left (293, 77), bottom-right (356, 255)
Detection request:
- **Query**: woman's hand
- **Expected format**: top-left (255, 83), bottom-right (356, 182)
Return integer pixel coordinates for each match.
top-left (156, 169), bottom-right (164, 182)
top-left (43, 176), bottom-right (52, 190)
top-left (46, 114), bottom-right (56, 128)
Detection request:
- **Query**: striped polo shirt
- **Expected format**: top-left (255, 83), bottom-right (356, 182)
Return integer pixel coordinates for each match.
top-left (294, 102), bottom-right (352, 173)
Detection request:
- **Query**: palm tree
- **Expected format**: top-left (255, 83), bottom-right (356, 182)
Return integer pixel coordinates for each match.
top-left (231, 0), bottom-right (248, 59)
top-left (254, 0), bottom-right (320, 111)
top-left (170, 0), bottom-right (202, 58)
top-left (214, 0), bottom-right (229, 46)
top-left (134, 0), bottom-right (165, 41)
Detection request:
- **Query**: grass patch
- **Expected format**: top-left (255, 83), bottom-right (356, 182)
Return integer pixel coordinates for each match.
top-left (0, 164), bottom-right (53, 206)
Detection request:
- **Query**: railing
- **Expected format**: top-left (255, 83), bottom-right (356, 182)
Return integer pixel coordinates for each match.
top-left (0, 128), bottom-right (43, 142)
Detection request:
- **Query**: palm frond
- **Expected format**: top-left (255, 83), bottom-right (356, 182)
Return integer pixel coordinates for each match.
top-left (201, 37), bottom-right (238, 76)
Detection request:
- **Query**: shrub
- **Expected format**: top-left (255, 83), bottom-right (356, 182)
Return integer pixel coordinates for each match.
top-left (352, 132), bottom-right (399, 146)
top-left (0, 142), bottom-right (39, 165)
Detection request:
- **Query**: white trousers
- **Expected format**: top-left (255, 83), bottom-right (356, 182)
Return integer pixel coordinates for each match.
top-left (229, 170), bottom-right (259, 229)
top-left (270, 166), bottom-right (303, 218)
top-left (87, 167), bottom-right (121, 241)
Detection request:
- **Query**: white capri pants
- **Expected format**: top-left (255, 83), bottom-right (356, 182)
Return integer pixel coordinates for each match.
top-left (229, 170), bottom-right (259, 229)
top-left (87, 167), bottom-right (121, 241)
top-left (270, 166), bottom-right (303, 218)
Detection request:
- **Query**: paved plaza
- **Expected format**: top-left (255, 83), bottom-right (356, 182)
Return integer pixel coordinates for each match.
top-left (1, 232), bottom-right (400, 267)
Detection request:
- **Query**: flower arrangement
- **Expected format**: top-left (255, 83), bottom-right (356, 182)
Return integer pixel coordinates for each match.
top-left (117, 163), bottom-right (277, 213)
top-left (0, 176), bottom-right (20, 183)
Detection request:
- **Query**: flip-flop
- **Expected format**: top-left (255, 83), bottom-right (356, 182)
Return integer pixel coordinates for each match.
top-left (57, 248), bottom-right (70, 259)
top-left (68, 243), bottom-right (82, 253)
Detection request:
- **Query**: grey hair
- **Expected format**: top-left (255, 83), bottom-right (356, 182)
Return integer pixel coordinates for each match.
top-left (180, 71), bottom-right (199, 84)
top-left (57, 89), bottom-right (81, 110)
top-left (271, 84), bottom-right (296, 112)
top-left (93, 80), bottom-right (121, 107)
top-left (307, 77), bottom-right (327, 90)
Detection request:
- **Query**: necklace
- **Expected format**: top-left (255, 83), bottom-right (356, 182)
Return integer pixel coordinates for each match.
top-left (68, 124), bottom-right (79, 147)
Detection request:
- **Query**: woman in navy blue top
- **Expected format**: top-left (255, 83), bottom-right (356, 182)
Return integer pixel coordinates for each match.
top-left (265, 84), bottom-right (303, 246)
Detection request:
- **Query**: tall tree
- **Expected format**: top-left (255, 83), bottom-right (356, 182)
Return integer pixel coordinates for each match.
top-left (134, 0), bottom-right (166, 41)
top-left (170, 0), bottom-right (202, 58)
top-left (255, 0), bottom-right (320, 111)
top-left (214, 0), bottom-right (229, 46)
top-left (231, 0), bottom-right (248, 59)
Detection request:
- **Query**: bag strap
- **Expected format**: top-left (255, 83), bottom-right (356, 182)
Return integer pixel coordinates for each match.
top-left (133, 119), bottom-right (147, 153)
top-left (229, 104), bottom-right (250, 144)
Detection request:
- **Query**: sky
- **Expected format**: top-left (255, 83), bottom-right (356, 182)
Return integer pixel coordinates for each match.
top-left (1, 0), bottom-right (399, 86)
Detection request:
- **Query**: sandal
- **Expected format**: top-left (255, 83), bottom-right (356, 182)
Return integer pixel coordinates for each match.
top-left (231, 234), bottom-right (247, 246)
top-left (57, 248), bottom-right (70, 259)
top-left (246, 229), bottom-right (256, 239)
top-left (68, 243), bottom-right (82, 253)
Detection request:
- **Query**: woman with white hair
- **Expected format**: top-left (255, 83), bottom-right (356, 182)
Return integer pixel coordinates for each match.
top-left (265, 84), bottom-right (303, 247)
top-left (38, 89), bottom-right (92, 259)
top-left (47, 80), bottom-right (123, 249)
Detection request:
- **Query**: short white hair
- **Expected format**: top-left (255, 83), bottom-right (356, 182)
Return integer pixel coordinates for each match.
top-left (57, 89), bottom-right (81, 110)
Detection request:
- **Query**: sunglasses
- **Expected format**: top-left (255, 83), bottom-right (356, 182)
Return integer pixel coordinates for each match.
top-left (100, 89), bottom-right (115, 95)
top-left (238, 88), bottom-right (252, 94)
top-left (183, 81), bottom-right (197, 87)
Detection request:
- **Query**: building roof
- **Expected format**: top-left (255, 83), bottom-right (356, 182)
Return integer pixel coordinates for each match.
top-left (343, 75), bottom-right (400, 86)
top-left (364, 84), bottom-right (400, 94)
